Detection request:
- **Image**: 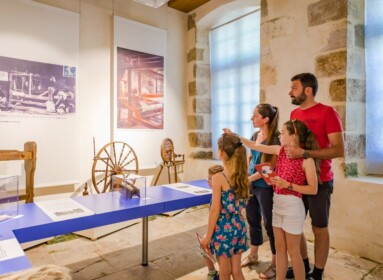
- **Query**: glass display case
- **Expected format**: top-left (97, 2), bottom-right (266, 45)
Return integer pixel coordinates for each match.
top-left (0, 175), bottom-right (19, 222)
top-left (112, 174), bottom-right (146, 199)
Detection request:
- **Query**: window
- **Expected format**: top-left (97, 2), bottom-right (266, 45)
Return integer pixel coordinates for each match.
top-left (365, 0), bottom-right (383, 174)
top-left (210, 11), bottom-right (260, 158)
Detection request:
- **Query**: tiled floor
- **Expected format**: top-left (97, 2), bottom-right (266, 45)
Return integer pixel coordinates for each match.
top-left (24, 205), bottom-right (382, 279)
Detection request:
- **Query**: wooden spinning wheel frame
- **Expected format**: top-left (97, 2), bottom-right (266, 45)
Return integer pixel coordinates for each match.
top-left (92, 141), bottom-right (138, 193)
top-left (160, 138), bottom-right (175, 163)
top-left (154, 138), bottom-right (185, 185)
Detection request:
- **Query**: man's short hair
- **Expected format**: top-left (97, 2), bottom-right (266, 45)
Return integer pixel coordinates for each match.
top-left (291, 73), bottom-right (318, 96)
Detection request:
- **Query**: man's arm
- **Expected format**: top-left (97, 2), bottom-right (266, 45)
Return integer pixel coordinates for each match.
top-left (285, 132), bottom-right (344, 159)
top-left (307, 132), bottom-right (344, 159)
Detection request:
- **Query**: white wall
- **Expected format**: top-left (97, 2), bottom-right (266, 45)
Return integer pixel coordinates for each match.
top-left (0, 0), bottom-right (79, 188)
top-left (1, 0), bottom-right (187, 188)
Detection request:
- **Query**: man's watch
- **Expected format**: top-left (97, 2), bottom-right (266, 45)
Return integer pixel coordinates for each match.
top-left (303, 150), bottom-right (310, 159)
top-left (287, 182), bottom-right (293, 191)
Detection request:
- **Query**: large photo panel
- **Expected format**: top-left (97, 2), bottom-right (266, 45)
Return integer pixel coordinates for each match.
top-left (116, 47), bottom-right (164, 130)
top-left (114, 16), bottom-right (167, 168)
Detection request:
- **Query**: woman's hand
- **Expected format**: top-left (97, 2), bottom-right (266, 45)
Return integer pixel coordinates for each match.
top-left (270, 176), bottom-right (289, 189)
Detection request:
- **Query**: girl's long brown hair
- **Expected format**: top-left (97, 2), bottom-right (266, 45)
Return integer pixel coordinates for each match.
top-left (256, 104), bottom-right (279, 163)
top-left (285, 119), bottom-right (321, 183)
top-left (218, 134), bottom-right (249, 200)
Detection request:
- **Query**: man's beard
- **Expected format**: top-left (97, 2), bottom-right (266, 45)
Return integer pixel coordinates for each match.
top-left (291, 90), bottom-right (307, 105)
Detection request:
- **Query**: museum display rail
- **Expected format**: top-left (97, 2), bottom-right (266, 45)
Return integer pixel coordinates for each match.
top-left (0, 180), bottom-right (210, 275)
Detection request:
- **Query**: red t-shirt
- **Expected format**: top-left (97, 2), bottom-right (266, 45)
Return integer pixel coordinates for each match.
top-left (290, 103), bottom-right (343, 182)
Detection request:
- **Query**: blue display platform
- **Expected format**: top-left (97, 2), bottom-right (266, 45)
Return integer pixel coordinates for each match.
top-left (0, 180), bottom-right (210, 275)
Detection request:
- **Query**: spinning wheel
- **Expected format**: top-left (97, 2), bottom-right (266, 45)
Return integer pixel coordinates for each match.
top-left (91, 141), bottom-right (139, 193)
top-left (160, 138), bottom-right (175, 163)
top-left (154, 138), bottom-right (185, 185)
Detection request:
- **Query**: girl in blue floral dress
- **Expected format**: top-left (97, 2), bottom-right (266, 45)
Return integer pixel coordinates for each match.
top-left (201, 134), bottom-right (249, 280)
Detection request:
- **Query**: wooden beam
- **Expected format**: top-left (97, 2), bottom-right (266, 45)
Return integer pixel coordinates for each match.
top-left (168, 0), bottom-right (211, 13)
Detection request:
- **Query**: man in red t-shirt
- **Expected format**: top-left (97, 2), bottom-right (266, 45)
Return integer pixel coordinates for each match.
top-left (284, 73), bottom-right (344, 280)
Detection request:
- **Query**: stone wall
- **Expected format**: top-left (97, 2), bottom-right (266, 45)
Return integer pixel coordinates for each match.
top-left (187, 0), bottom-right (366, 172)
top-left (260, 0), bottom-right (366, 176)
top-left (186, 14), bottom-right (212, 160)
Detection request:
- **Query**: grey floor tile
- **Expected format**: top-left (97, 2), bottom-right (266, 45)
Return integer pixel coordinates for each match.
top-left (95, 263), bottom-right (174, 280)
top-left (69, 260), bottom-right (116, 280)
top-left (153, 247), bottom-right (205, 278)
top-left (365, 265), bottom-right (383, 280)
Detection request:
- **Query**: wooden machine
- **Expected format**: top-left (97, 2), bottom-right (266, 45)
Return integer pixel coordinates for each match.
top-left (0, 141), bottom-right (37, 203)
top-left (153, 138), bottom-right (185, 185)
top-left (83, 140), bottom-right (139, 195)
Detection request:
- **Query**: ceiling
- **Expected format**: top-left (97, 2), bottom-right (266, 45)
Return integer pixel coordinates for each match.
top-left (168, 0), bottom-right (211, 13)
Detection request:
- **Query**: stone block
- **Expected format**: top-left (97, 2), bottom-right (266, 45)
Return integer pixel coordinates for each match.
top-left (186, 28), bottom-right (196, 50)
top-left (261, 16), bottom-right (294, 40)
top-left (315, 51), bottom-right (347, 77)
top-left (348, 0), bottom-right (363, 20)
top-left (196, 63), bottom-right (210, 80)
top-left (329, 79), bottom-right (346, 102)
top-left (355, 24), bottom-right (364, 48)
top-left (196, 48), bottom-right (204, 61)
top-left (193, 98), bottom-right (211, 114)
top-left (345, 102), bottom-right (365, 133)
top-left (196, 82), bottom-right (209, 96)
top-left (348, 50), bottom-right (364, 77)
top-left (308, 0), bottom-right (347, 27)
top-left (188, 132), bottom-right (212, 148)
top-left (187, 115), bottom-right (204, 130)
top-left (260, 64), bottom-right (277, 87)
top-left (260, 89), bottom-right (266, 103)
top-left (345, 133), bottom-right (365, 159)
top-left (189, 150), bottom-right (213, 159)
top-left (196, 28), bottom-right (209, 45)
top-left (187, 48), bottom-right (196, 63)
top-left (188, 81), bottom-right (196, 96)
top-left (347, 79), bottom-right (365, 102)
top-left (322, 27), bottom-right (347, 52)
top-left (334, 105), bottom-right (346, 131)
top-left (187, 13), bottom-right (196, 30)
top-left (345, 162), bottom-right (358, 177)
top-left (261, 0), bottom-right (268, 17)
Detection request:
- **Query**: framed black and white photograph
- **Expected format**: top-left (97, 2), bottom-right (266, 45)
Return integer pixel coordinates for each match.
top-left (0, 56), bottom-right (76, 116)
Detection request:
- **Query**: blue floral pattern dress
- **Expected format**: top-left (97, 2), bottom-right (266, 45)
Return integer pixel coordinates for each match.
top-left (210, 174), bottom-right (249, 258)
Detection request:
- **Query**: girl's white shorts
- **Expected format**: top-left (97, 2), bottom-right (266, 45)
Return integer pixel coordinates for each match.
top-left (272, 193), bottom-right (305, 235)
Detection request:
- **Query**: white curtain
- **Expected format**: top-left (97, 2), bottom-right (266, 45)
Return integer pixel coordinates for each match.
top-left (365, 0), bottom-right (383, 174)
top-left (210, 11), bottom-right (260, 158)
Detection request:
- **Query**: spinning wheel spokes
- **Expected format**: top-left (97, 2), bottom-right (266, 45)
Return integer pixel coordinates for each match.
top-left (119, 150), bottom-right (133, 167)
top-left (92, 141), bottom-right (139, 193)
